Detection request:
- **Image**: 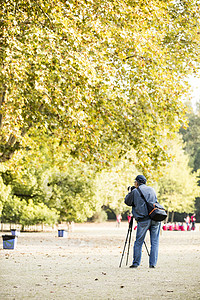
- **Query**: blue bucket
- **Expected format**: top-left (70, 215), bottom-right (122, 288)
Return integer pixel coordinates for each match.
top-left (2, 235), bottom-right (17, 250)
top-left (58, 229), bottom-right (68, 238)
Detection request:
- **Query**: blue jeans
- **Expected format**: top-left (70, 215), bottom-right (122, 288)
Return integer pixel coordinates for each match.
top-left (132, 219), bottom-right (161, 267)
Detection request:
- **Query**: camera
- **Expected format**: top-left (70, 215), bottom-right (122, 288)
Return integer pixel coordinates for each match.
top-left (127, 186), bottom-right (135, 192)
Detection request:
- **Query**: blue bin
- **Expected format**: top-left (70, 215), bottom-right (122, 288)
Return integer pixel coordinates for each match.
top-left (2, 235), bottom-right (17, 249)
top-left (58, 229), bottom-right (68, 238)
top-left (11, 229), bottom-right (20, 237)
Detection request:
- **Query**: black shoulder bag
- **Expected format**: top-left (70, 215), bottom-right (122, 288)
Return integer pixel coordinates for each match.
top-left (137, 187), bottom-right (167, 222)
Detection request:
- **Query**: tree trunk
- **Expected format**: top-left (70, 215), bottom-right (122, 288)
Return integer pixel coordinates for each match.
top-left (171, 211), bottom-right (175, 223)
top-left (166, 211), bottom-right (170, 223)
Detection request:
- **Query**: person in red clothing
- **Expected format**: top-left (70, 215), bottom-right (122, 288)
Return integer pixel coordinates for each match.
top-left (127, 212), bottom-right (132, 224)
top-left (116, 214), bottom-right (122, 227)
top-left (191, 213), bottom-right (196, 231)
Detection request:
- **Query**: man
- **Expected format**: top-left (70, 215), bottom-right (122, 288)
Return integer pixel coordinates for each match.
top-left (124, 175), bottom-right (161, 268)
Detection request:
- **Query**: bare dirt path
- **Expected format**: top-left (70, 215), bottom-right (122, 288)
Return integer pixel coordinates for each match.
top-left (0, 222), bottom-right (200, 300)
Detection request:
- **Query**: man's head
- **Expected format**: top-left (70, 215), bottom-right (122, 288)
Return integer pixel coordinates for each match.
top-left (134, 175), bottom-right (147, 187)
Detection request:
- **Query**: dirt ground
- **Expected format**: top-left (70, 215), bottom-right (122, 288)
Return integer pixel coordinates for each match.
top-left (0, 221), bottom-right (200, 300)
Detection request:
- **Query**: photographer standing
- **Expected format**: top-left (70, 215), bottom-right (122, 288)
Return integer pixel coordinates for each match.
top-left (124, 175), bottom-right (161, 268)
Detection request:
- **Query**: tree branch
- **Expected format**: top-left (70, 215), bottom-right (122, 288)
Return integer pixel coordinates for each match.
top-left (0, 87), bottom-right (6, 107)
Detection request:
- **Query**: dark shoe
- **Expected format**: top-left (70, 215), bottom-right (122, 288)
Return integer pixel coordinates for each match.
top-left (149, 265), bottom-right (155, 268)
top-left (129, 264), bottom-right (138, 268)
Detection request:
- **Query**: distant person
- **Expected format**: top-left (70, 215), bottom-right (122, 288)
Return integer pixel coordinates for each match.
top-left (191, 213), bottom-right (196, 231)
top-left (116, 214), bottom-right (122, 227)
top-left (67, 221), bottom-right (74, 232)
top-left (184, 215), bottom-right (190, 231)
top-left (127, 212), bottom-right (132, 224)
top-left (125, 175), bottom-right (161, 269)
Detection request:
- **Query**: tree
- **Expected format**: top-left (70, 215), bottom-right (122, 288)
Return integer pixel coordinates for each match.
top-left (44, 166), bottom-right (97, 223)
top-left (180, 109), bottom-right (200, 171)
top-left (1, 0), bottom-right (200, 175)
top-left (94, 151), bottom-right (139, 215)
top-left (0, 176), bottom-right (12, 218)
top-left (157, 136), bottom-right (200, 214)
top-left (1, 138), bottom-right (98, 223)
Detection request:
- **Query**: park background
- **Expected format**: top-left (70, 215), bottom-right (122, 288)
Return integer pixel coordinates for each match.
top-left (1, 0), bottom-right (200, 231)
top-left (1, 2), bottom-right (200, 299)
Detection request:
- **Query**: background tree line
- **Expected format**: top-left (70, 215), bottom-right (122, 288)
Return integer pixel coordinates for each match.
top-left (0, 0), bottom-right (200, 227)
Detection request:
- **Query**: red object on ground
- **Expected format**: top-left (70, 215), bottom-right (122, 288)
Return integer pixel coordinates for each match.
top-left (163, 224), bottom-right (168, 231)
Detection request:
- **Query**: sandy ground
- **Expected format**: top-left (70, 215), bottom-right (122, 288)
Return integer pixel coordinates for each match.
top-left (0, 221), bottom-right (200, 300)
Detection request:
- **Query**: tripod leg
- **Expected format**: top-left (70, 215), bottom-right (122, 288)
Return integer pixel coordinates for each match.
top-left (119, 226), bottom-right (130, 268)
top-left (125, 217), bottom-right (134, 265)
top-left (126, 223), bottom-right (133, 265)
top-left (144, 240), bottom-right (150, 256)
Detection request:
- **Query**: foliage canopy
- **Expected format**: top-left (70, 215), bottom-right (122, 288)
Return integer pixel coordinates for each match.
top-left (1, 0), bottom-right (200, 175)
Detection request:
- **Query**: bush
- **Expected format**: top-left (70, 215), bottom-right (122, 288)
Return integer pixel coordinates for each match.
top-left (20, 200), bottom-right (59, 226)
top-left (1, 196), bottom-right (25, 223)
top-left (1, 197), bottom-right (59, 227)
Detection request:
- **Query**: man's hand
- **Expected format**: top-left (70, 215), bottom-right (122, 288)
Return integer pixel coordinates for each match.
top-left (128, 186), bottom-right (132, 193)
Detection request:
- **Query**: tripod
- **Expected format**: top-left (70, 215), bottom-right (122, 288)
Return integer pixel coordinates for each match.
top-left (119, 216), bottom-right (150, 268)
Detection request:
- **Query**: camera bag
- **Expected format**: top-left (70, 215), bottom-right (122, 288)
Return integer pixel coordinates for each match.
top-left (137, 187), bottom-right (167, 222)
